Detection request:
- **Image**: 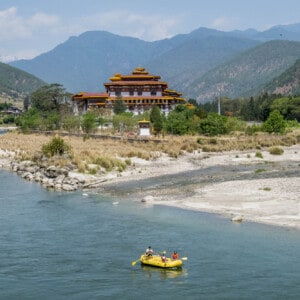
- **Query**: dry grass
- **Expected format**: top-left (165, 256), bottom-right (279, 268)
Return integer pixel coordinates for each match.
top-left (0, 130), bottom-right (298, 172)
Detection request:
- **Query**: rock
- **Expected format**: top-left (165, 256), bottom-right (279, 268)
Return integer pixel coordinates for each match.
top-left (55, 174), bottom-right (65, 184)
top-left (231, 215), bottom-right (243, 223)
top-left (141, 195), bottom-right (154, 203)
top-left (34, 172), bottom-right (44, 182)
top-left (45, 165), bottom-right (58, 178)
top-left (62, 183), bottom-right (77, 191)
top-left (21, 171), bottom-right (34, 181)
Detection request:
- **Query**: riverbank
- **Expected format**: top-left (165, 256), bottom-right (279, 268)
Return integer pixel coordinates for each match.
top-left (97, 145), bottom-right (300, 229)
top-left (1, 131), bottom-right (299, 229)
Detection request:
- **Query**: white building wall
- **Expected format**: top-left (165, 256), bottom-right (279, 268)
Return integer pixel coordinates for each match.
top-left (139, 128), bottom-right (150, 136)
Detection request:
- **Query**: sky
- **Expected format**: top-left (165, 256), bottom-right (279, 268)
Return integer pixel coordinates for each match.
top-left (1, 0), bottom-right (300, 62)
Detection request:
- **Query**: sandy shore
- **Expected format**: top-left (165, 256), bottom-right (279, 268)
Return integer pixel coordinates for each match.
top-left (97, 145), bottom-right (300, 229)
top-left (1, 143), bottom-right (300, 229)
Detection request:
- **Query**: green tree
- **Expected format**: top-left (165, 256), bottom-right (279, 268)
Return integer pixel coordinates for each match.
top-left (166, 110), bottom-right (189, 135)
top-left (150, 105), bottom-right (163, 135)
top-left (63, 115), bottom-right (81, 133)
top-left (81, 111), bottom-right (97, 135)
top-left (263, 110), bottom-right (286, 133)
top-left (16, 108), bottom-right (43, 131)
top-left (199, 113), bottom-right (228, 136)
top-left (113, 98), bottom-right (127, 115)
top-left (23, 95), bottom-right (30, 111)
top-left (31, 83), bottom-right (69, 112)
top-left (112, 113), bottom-right (136, 133)
top-left (271, 96), bottom-right (300, 121)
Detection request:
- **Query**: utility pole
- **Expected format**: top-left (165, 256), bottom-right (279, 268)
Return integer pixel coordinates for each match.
top-left (218, 94), bottom-right (221, 115)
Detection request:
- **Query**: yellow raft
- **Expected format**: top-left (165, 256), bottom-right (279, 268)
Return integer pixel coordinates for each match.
top-left (140, 254), bottom-right (183, 269)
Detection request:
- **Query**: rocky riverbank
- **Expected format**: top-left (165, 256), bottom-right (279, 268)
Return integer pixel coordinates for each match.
top-left (0, 149), bottom-right (108, 191)
top-left (1, 138), bottom-right (300, 229)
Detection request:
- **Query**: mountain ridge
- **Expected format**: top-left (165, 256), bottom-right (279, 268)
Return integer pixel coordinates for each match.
top-left (9, 23), bottom-right (300, 102)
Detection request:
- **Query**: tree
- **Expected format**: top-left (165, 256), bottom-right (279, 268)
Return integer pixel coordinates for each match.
top-left (23, 95), bottom-right (30, 111)
top-left (166, 110), bottom-right (189, 135)
top-left (63, 115), bottom-right (81, 133)
top-left (113, 98), bottom-right (127, 115)
top-left (199, 113), bottom-right (228, 136)
top-left (150, 105), bottom-right (163, 135)
top-left (263, 110), bottom-right (286, 133)
top-left (16, 108), bottom-right (43, 131)
top-left (31, 83), bottom-right (69, 112)
top-left (81, 111), bottom-right (97, 135)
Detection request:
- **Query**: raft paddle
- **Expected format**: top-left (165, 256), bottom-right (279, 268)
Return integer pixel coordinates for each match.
top-left (131, 258), bottom-right (140, 266)
top-left (181, 257), bottom-right (188, 260)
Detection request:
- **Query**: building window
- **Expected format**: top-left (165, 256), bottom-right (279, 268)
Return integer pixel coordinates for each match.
top-left (115, 87), bottom-right (121, 97)
top-left (151, 88), bottom-right (156, 96)
top-left (137, 88), bottom-right (143, 96)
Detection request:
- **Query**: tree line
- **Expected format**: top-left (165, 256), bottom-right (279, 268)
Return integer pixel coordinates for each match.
top-left (9, 83), bottom-right (300, 136)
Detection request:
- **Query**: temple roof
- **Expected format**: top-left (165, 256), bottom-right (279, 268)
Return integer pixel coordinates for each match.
top-left (104, 80), bottom-right (167, 86)
top-left (108, 67), bottom-right (161, 82)
top-left (72, 92), bottom-right (108, 99)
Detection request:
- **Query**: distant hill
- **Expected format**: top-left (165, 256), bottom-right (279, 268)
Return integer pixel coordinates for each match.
top-left (9, 29), bottom-right (260, 94)
top-left (10, 31), bottom-right (168, 93)
top-left (0, 62), bottom-right (45, 102)
top-left (9, 23), bottom-right (300, 101)
top-left (263, 59), bottom-right (300, 95)
top-left (187, 40), bottom-right (300, 102)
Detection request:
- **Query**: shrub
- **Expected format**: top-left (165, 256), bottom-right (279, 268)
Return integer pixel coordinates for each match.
top-left (255, 168), bottom-right (266, 173)
top-left (269, 147), bottom-right (284, 155)
top-left (42, 136), bottom-right (72, 157)
top-left (263, 110), bottom-right (286, 133)
top-left (255, 151), bottom-right (263, 158)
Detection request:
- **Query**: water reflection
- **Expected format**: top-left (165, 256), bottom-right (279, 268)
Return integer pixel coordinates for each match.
top-left (141, 265), bottom-right (188, 280)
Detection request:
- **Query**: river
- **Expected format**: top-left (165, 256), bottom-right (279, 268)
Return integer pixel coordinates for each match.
top-left (1, 169), bottom-right (300, 299)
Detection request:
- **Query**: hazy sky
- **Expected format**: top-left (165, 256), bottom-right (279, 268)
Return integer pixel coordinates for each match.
top-left (1, 0), bottom-right (300, 62)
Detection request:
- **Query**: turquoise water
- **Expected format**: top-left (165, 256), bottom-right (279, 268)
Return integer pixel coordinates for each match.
top-left (1, 169), bottom-right (300, 299)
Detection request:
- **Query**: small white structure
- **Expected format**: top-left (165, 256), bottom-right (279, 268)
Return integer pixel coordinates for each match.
top-left (138, 120), bottom-right (151, 136)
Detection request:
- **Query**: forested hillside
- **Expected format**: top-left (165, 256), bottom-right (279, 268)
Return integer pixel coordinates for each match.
top-left (0, 62), bottom-right (45, 101)
top-left (188, 40), bottom-right (300, 102)
top-left (264, 59), bottom-right (300, 95)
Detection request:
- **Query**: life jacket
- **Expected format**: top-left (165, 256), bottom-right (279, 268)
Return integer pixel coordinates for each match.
top-left (172, 253), bottom-right (178, 259)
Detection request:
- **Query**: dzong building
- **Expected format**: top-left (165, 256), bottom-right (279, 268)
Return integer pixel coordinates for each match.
top-left (72, 67), bottom-right (186, 115)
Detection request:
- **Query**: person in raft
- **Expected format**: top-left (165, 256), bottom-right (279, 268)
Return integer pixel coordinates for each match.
top-left (161, 251), bottom-right (167, 262)
top-left (171, 251), bottom-right (179, 260)
top-left (146, 246), bottom-right (153, 256)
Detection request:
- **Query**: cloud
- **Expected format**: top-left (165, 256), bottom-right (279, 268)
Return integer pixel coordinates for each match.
top-left (0, 7), bottom-right (181, 61)
top-left (78, 10), bottom-right (181, 41)
top-left (0, 7), bottom-right (31, 40)
top-left (210, 16), bottom-right (239, 31)
top-left (29, 12), bottom-right (60, 28)
top-left (0, 7), bottom-right (61, 41)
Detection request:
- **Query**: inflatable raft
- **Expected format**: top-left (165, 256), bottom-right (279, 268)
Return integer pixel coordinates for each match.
top-left (140, 254), bottom-right (183, 269)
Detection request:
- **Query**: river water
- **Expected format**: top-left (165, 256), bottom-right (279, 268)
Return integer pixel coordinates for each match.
top-left (1, 169), bottom-right (300, 299)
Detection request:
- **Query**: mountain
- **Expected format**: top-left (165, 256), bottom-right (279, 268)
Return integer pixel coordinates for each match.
top-left (263, 59), bottom-right (300, 95)
top-left (0, 62), bottom-right (45, 101)
top-left (9, 23), bottom-right (300, 101)
top-left (9, 29), bottom-right (260, 94)
top-left (10, 31), bottom-right (175, 93)
top-left (147, 35), bottom-right (259, 92)
top-left (187, 40), bottom-right (300, 102)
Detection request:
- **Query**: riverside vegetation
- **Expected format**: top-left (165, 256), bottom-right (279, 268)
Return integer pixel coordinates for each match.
top-left (0, 127), bottom-right (299, 191)
top-left (0, 84), bottom-right (299, 191)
